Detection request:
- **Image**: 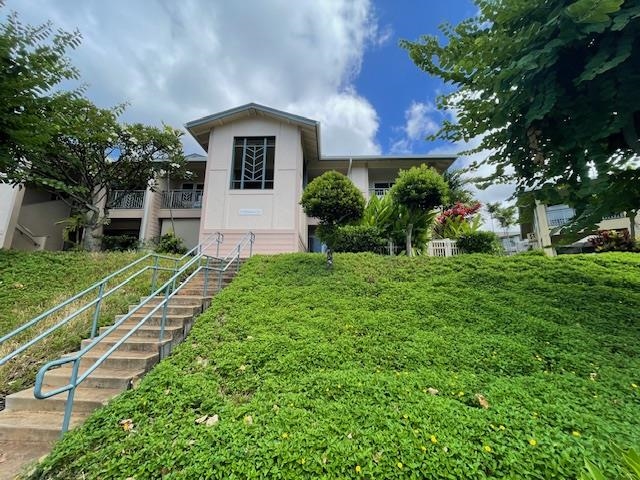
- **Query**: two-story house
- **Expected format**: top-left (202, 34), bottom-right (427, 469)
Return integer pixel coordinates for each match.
top-left (0, 103), bottom-right (456, 253)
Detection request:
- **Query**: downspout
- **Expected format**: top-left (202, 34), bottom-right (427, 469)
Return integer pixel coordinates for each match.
top-left (347, 157), bottom-right (353, 179)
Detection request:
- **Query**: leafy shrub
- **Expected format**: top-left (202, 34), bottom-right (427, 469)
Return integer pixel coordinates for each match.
top-left (155, 231), bottom-right (187, 254)
top-left (327, 225), bottom-right (388, 253)
top-left (589, 229), bottom-right (638, 253)
top-left (581, 445), bottom-right (640, 479)
top-left (390, 164), bottom-right (449, 211)
top-left (300, 171), bottom-right (365, 226)
top-left (101, 234), bottom-right (139, 252)
top-left (457, 230), bottom-right (501, 253)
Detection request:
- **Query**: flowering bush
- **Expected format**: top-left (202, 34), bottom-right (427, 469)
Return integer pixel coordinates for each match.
top-left (589, 229), bottom-right (638, 253)
top-left (435, 202), bottom-right (482, 238)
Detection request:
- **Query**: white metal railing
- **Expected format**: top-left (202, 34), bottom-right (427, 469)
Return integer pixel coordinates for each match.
top-left (546, 206), bottom-right (575, 227)
top-left (602, 212), bottom-right (626, 220)
top-left (107, 190), bottom-right (145, 209)
top-left (427, 239), bottom-right (460, 257)
top-left (161, 190), bottom-right (203, 209)
top-left (369, 187), bottom-right (391, 198)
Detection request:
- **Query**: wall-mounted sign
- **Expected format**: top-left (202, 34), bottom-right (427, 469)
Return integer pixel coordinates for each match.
top-left (239, 208), bottom-right (263, 216)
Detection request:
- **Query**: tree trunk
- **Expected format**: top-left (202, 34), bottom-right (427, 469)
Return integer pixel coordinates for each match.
top-left (83, 224), bottom-right (102, 252)
top-left (628, 210), bottom-right (637, 240)
top-left (406, 223), bottom-right (413, 257)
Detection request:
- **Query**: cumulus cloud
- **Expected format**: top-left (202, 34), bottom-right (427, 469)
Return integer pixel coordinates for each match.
top-left (390, 101), bottom-right (440, 154)
top-left (9, 0), bottom-right (382, 154)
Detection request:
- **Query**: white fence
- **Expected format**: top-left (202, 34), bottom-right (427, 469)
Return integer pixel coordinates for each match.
top-left (426, 239), bottom-right (460, 257)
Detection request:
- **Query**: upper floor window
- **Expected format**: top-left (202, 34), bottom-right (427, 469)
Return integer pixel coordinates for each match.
top-left (231, 136), bottom-right (275, 189)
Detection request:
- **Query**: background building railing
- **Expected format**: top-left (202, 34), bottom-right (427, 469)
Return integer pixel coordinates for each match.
top-left (107, 190), bottom-right (145, 209)
top-left (369, 187), bottom-right (391, 198)
top-left (546, 206), bottom-right (575, 227)
top-left (161, 190), bottom-right (203, 209)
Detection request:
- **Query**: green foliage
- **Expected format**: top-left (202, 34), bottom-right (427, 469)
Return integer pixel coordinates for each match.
top-left (101, 234), bottom-right (140, 252)
top-left (442, 169), bottom-right (475, 206)
top-left (440, 214), bottom-right (482, 239)
top-left (0, 6), bottom-right (82, 173)
top-left (155, 232), bottom-right (187, 254)
top-left (0, 251), bottom-right (153, 396)
top-left (31, 253), bottom-right (640, 479)
top-left (457, 231), bottom-right (502, 254)
top-left (391, 165), bottom-right (449, 212)
top-left (300, 171), bottom-right (365, 226)
top-left (325, 225), bottom-right (387, 253)
top-left (581, 445), bottom-right (640, 479)
top-left (401, 0), bottom-right (640, 231)
top-left (11, 98), bottom-right (185, 251)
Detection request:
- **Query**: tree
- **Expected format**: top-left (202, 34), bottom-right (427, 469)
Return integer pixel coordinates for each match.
top-left (11, 98), bottom-right (184, 251)
top-left (494, 204), bottom-right (518, 236)
top-left (300, 171), bottom-right (365, 227)
top-left (390, 164), bottom-right (448, 255)
top-left (0, 6), bottom-right (82, 174)
top-left (300, 171), bottom-right (365, 263)
top-left (401, 0), bottom-right (640, 236)
top-left (442, 168), bottom-right (474, 206)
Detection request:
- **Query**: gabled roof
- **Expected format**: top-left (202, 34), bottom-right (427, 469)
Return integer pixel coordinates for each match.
top-left (185, 103), bottom-right (320, 161)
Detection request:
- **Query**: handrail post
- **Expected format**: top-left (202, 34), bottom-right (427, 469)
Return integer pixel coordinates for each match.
top-left (160, 284), bottom-right (170, 342)
top-left (236, 244), bottom-right (241, 273)
top-left (61, 359), bottom-right (81, 434)
top-left (172, 259), bottom-right (179, 291)
top-left (150, 255), bottom-right (160, 295)
top-left (90, 282), bottom-right (105, 339)
top-left (216, 233), bottom-right (221, 258)
top-left (217, 266), bottom-right (223, 292)
top-left (203, 258), bottom-right (210, 297)
top-left (249, 233), bottom-right (254, 258)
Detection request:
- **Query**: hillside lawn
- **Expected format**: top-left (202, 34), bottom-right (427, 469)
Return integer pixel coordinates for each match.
top-left (0, 250), bottom-right (172, 397)
top-left (29, 252), bottom-right (640, 479)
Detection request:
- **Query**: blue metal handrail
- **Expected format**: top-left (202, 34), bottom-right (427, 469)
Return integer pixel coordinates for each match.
top-left (0, 232), bottom-right (224, 366)
top-left (32, 231), bottom-right (254, 434)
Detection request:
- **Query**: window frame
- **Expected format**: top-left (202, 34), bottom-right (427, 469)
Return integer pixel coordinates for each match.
top-left (230, 136), bottom-right (276, 190)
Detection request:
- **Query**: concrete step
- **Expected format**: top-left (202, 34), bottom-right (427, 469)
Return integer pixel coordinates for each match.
top-left (44, 364), bottom-right (144, 390)
top-left (64, 350), bottom-right (160, 372)
top-left (175, 287), bottom-right (217, 297)
top-left (81, 336), bottom-right (169, 353)
top-left (129, 303), bottom-right (201, 316)
top-left (99, 324), bottom-right (184, 342)
top-left (5, 385), bottom-right (121, 414)
top-left (140, 295), bottom-right (206, 307)
top-left (115, 313), bottom-right (192, 327)
top-left (0, 411), bottom-right (88, 444)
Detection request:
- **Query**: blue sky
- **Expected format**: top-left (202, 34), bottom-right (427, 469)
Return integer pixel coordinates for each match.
top-left (359, 0), bottom-right (477, 155)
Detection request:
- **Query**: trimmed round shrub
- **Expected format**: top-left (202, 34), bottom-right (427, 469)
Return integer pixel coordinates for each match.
top-left (391, 164), bottom-right (449, 211)
top-left (300, 171), bottom-right (365, 225)
top-left (155, 232), bottom-right (187, 254)
top-left (328, 225), bottom-right (388, 253)
top-left (457, 231), bottom-right (501, 254)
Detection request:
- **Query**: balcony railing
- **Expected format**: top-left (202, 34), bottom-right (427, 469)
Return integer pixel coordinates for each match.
top-left (369, 187), bottom-right (391, 198)
top-left (161, 190), bottom-right (203, 209)
top-left (547, 206), bottom-right (627, 227)
top-left (107, 190), bottom-right (145, 209)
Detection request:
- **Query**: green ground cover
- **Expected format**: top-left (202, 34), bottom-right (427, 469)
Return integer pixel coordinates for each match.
top-left (30, 252), bottom-right (640, 479)
top-left (0, 250), bottom-right (170, 396)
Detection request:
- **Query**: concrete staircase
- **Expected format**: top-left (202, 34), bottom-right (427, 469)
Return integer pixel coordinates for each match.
top-left (0, 267), bottom-right (239, 479)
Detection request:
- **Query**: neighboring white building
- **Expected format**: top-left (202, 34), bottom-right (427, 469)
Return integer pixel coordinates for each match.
top-left (521, 201), bottom-right (639, 255)
top-left (0, 103), bottom-right (456, 253)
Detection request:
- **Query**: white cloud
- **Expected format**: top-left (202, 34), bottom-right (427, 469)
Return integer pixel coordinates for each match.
top-left (390, 101), bottom-right (440, 154)
top-left (9, 0), bottom-right (381, 155)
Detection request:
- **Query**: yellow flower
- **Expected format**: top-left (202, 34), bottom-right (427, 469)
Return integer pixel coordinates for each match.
top-left (483, 445), bottom-right (492, 453)
top-left (300, 458), bottom-right (306, 465)
top-left (572, 431), bottom-right (581, 437)
top-left (632, 383), bottom-right (638, 389)
top-left (421, 446), bottom-right (427, 453)
top-left (529, 439), bottom-right (537, 446)
top-left (355, 465), bottom-right (362, 474)
top-left (281, 432), bottom-right (289, 439)
top-left (430, 435), bottom-right (438, 444)
top-left (498, 425), bottom-right (505, 431)
top-left (403, 414), bottom-right (409, 419)
top-left (397, 462), bottom-right (403, 469)
top-left (458, 391), bottom-right (464, 397)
